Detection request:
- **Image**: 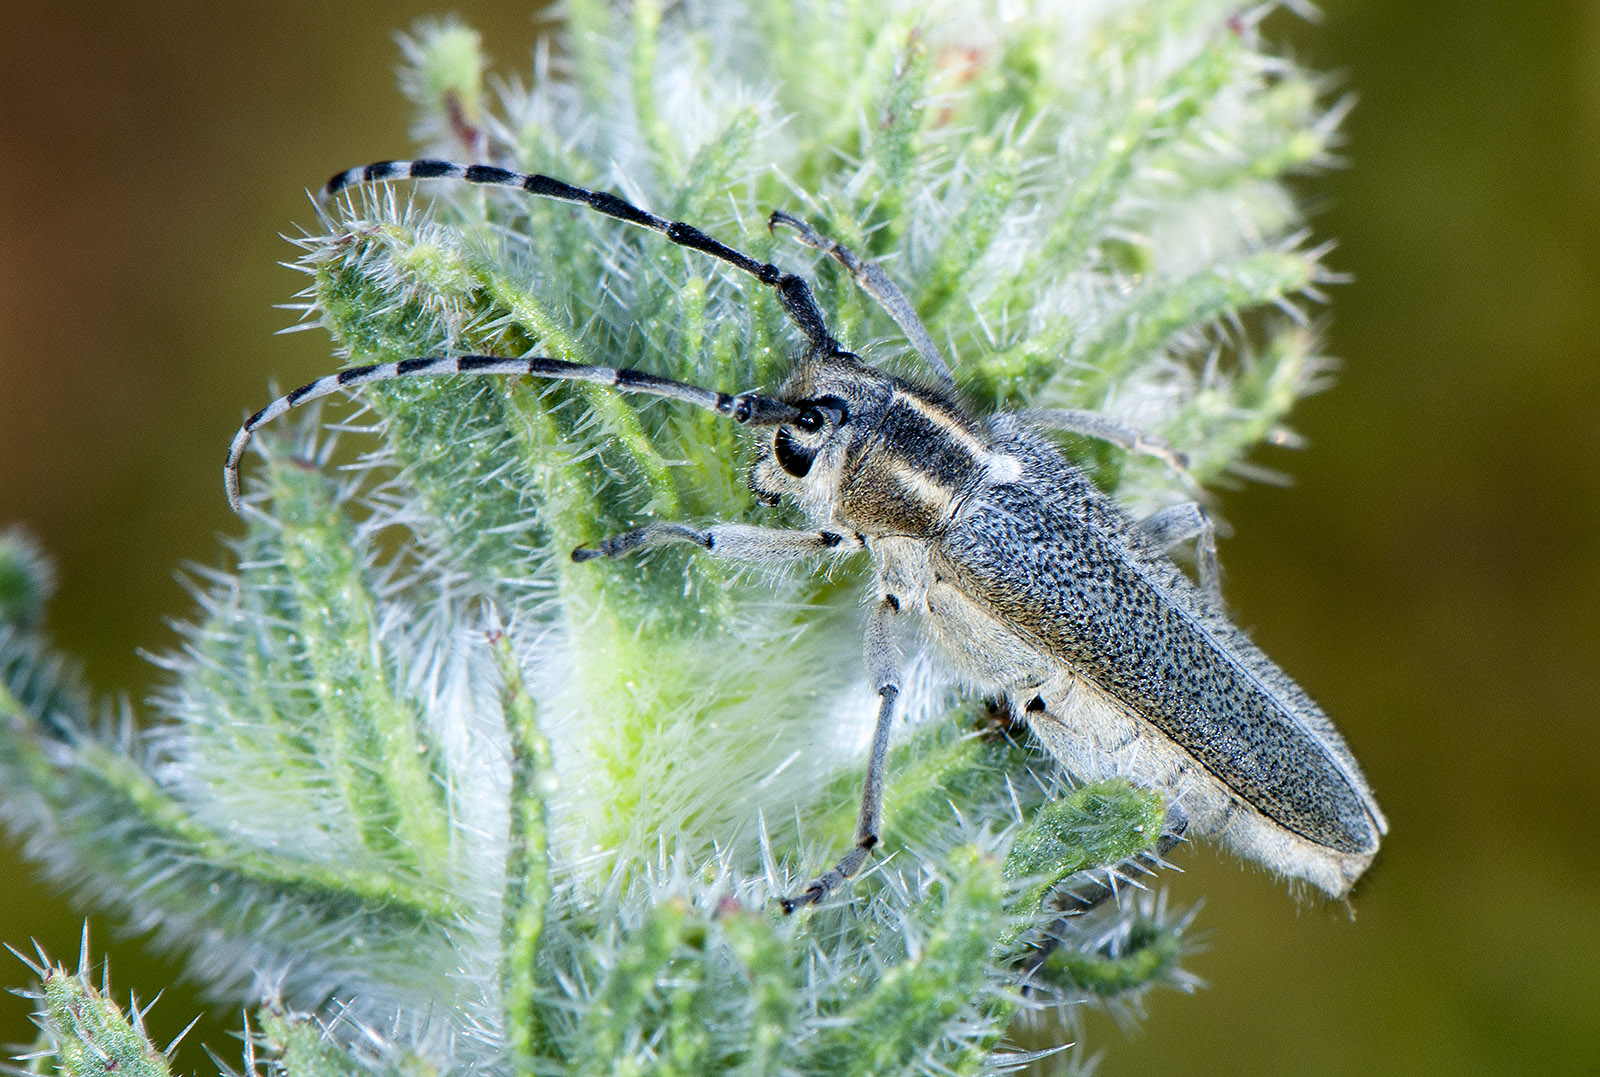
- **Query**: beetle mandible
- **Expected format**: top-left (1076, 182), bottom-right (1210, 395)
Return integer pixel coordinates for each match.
top-left (226, 159), bottom-right (1386, 909)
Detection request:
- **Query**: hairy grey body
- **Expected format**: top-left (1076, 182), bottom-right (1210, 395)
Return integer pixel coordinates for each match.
top-left (890, 415), bottom-right (1384, 896)
top-left (749, 353), bottom-right (1385, 898)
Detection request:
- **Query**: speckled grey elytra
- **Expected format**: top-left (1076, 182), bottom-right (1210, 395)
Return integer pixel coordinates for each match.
top-left (227, 159), bottom-right (1386, 910)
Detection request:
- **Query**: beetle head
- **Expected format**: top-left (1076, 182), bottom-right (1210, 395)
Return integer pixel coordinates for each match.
top-left (748, 352), bottom-right (894, 522)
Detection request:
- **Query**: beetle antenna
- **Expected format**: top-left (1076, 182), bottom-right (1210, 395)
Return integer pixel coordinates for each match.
top-left (324, 160), bottom-right (846, 357)
top-left (224, 354), bottom-right (796, 512)
top-left (767, 209), bottom-right (955, 388)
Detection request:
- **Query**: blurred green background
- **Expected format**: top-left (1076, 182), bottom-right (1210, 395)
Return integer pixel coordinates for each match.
top-left (1, 1), bottom-right (1595, 1073)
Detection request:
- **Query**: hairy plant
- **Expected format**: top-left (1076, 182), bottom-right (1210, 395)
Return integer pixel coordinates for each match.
top-left (0, 1), bottom-right (1343, 1072)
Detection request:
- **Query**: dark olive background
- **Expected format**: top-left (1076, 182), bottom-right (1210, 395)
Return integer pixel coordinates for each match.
top-left (1, 2), bottom-right (1595, 1074)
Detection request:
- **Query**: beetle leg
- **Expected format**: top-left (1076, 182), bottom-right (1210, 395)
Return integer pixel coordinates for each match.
top-left (572, 522), bottom-right (863, 564)
top-left (1139, 502), bottom-right (1222, 606)
top-left (1022, 407), bottom-right (1190, 477)
top-left (782, 592), bottom-right (904, 912)
top-left (769, 209), bottom-right (954, 387)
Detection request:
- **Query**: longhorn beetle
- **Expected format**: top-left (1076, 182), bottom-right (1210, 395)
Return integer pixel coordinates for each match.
top-left (226, 159), bottom-right (1386, 908)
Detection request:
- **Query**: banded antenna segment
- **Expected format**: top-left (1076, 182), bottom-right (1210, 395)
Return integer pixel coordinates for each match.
top-left (224, 354), bottom-right (797, 512)
top-left (323, 159), bottom-right (845, 358)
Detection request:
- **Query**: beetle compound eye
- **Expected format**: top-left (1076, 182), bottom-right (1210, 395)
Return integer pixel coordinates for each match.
top-left (774, 426), bottom-right (815, 477)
